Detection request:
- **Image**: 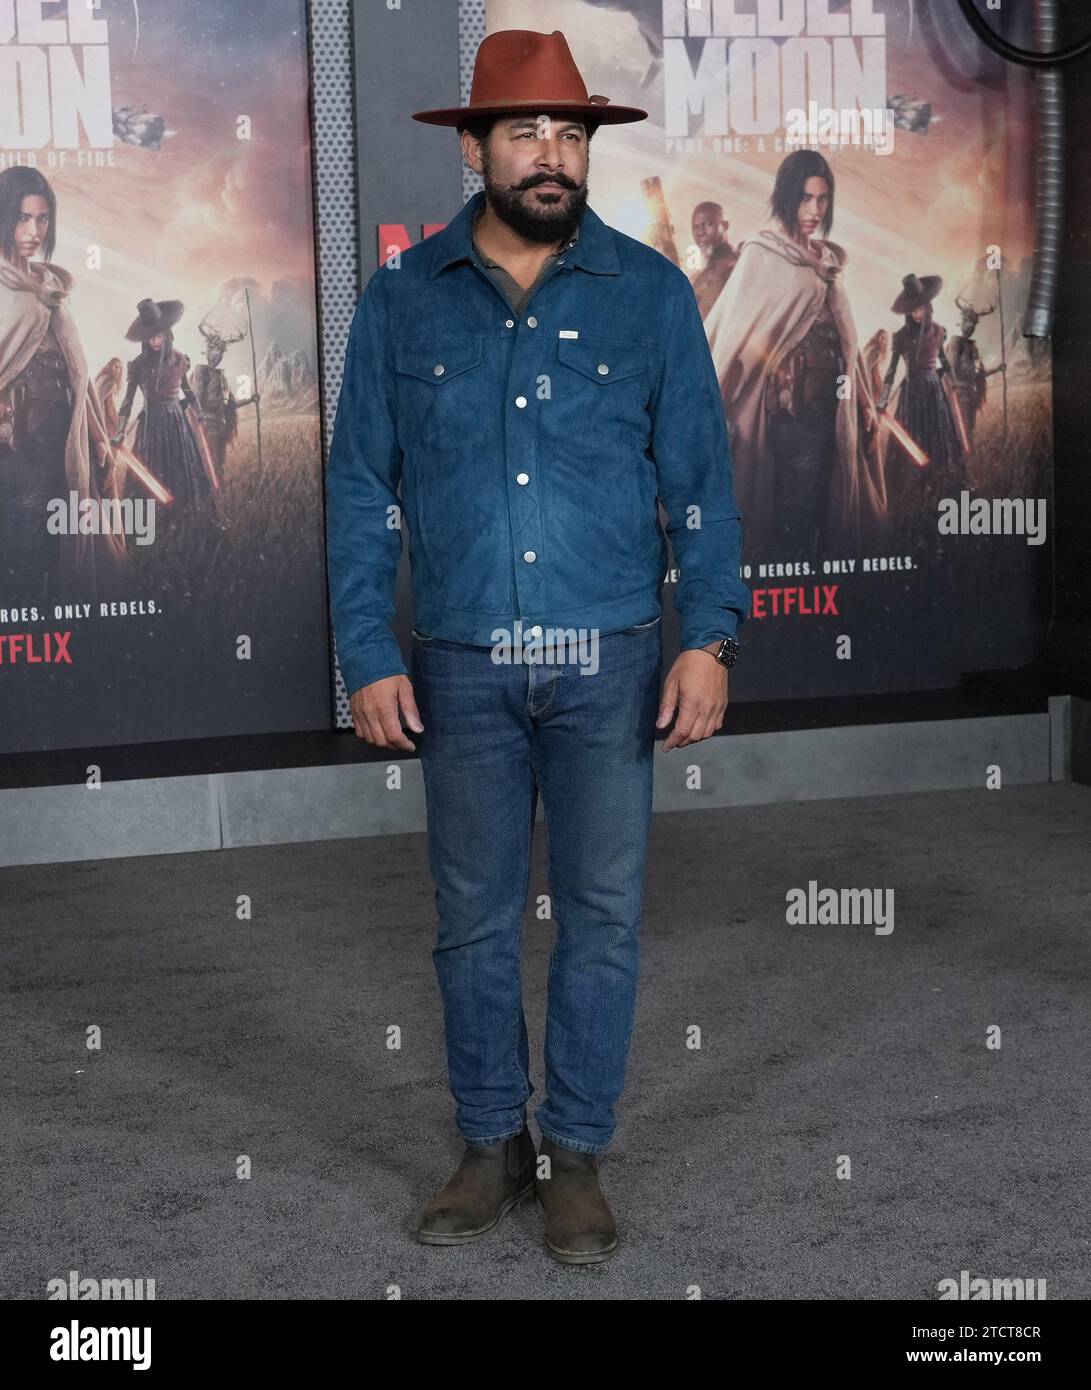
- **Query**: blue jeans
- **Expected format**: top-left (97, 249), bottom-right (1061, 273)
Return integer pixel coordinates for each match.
top-left (410, 618), bottom-right (662, 1155)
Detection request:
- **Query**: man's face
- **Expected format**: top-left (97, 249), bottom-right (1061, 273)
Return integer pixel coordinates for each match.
top-left (692, 209), bottom-right (726, 254)
top-left (463, 114), bottom-right (590, 243)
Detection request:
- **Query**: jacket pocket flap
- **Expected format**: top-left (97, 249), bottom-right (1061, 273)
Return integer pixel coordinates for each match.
top-left (557, 337), bottom-right (649, 384)
top-left (395, 337), bottom-right (483, 383)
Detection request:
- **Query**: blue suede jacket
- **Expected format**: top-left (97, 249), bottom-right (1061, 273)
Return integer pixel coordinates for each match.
top-left (326, 188), bottom-right (751, 695)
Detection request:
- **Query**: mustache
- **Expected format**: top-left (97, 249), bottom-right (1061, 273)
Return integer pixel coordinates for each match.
top-left (518, 174), bottom-right (580, 191)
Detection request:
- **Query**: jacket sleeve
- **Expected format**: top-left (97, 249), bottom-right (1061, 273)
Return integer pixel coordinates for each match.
top-left (650, 276), bottom-right (751, 649)
top-left (325, 276), bottom-right (408, 696)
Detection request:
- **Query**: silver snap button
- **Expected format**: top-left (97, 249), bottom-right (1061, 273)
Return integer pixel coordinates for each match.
top-left (515, 395), bottom-right (527, 408)
top-left (523, 550), bottom-right (537, 563)
top-left (597, 363), bottom-right (609, 375)
top-left (528, 625), bottom-right (542, 637)
top-left (527, 316), bottom-right (538, 328)
top-left (433, 364), bottom-right (445, 376)
top-left (516, 472), bottom-right (529, 485)
top-left (505, 319), bottom-right (515, 328)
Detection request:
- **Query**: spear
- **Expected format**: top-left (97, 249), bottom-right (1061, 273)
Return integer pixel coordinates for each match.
top-left (244, 286), bottom-right (264, 474)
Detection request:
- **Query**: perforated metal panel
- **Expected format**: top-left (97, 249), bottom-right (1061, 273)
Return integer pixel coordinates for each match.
top-left (460, 0), bottom-right (487, 203)
top-left (309, 0), bottom-right (360, 727)
top-left (315, 0), bottom-right (484, 727)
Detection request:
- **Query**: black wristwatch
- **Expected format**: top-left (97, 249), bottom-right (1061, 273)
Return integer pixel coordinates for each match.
top-left (711, 635), bottom-right (740, 668)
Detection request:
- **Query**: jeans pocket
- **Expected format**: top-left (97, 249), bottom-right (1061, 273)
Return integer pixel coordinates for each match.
top-left (619, 615), bottom-right (661, 634)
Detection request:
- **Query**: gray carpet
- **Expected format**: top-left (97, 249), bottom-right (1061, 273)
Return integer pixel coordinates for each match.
top-left (2, 782), bottom-right (1088, 1300)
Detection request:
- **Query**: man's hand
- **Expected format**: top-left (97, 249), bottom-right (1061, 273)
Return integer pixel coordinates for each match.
top-left (656, 643), bottom-right (729, 751)
top-left (348, 674), bottom-right (424, 752)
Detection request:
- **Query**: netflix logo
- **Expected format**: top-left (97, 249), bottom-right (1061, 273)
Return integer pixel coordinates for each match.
top-left (750, 585), bottom-right (840, 618)
top-left (0, 632), bottom-right (72, 664)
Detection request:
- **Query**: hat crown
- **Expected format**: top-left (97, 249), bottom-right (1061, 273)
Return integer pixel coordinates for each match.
top-left (469, 29), bottom-right (589, 109)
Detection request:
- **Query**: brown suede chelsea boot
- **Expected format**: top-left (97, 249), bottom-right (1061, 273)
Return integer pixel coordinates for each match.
top-left (416, 1127), bottom-right (536, 1244)
top-left (535, 1135), bottom-right (619, 1264)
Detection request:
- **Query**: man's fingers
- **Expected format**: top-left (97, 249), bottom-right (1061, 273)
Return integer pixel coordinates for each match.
top-left (378, 702), bottom-right (416, 750)
top-left (398, 680), bottom-right (424, 734)
top-left (662, 693), bottom-right (701, 750)
top-left (656, 677), bottom-right (678, 729)
top-left (663, 695), bottom-right (728, 750)
top-left (664, 716), bottom-right (703, 750)
top-left (359, 692), bottom-right (413, 750)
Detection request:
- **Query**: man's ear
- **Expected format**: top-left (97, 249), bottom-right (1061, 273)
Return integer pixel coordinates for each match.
top-left (459, 130), bottom-right (480, 174)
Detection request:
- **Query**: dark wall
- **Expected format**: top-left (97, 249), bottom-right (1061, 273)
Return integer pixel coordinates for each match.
top-left (352, 0), bottom-right (464, 280)
top-left (1049, 56), bottom-right (1091, 679)
top-left (967, 48), bottom-right (1091, 705)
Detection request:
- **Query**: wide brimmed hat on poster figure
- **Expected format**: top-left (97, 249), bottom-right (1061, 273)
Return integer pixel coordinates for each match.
top-left (891, 274), bottom-right (943, 315)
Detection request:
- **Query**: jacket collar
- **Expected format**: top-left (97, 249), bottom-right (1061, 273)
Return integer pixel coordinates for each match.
top-left (429, 188), bottom-right (619, 279)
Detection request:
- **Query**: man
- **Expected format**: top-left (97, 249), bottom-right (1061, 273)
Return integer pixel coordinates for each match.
top-left (326, 29), bottom-right (749, 1265)
top-left (689, 201), bottom-right (738, 321)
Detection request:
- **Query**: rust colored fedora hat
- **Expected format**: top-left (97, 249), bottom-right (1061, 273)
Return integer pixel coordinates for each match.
top-left (411, 28), bottom-right (647, 127)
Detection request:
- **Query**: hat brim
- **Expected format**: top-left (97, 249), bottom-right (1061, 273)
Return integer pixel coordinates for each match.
top-left (412, 99), bottom-right (648, 127)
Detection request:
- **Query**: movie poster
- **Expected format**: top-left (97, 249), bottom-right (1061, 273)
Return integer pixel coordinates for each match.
top-left (482, 0), bottom-right (1051, 700)
top-left (0, 0), bottom-right (329, 755)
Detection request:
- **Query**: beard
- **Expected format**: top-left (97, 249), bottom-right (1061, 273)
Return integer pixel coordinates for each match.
top-left (481, 158), bottom-right (588, 244)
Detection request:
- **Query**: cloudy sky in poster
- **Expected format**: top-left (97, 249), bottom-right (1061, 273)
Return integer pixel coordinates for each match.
top-left (2, 0), bottom-right (317, 387)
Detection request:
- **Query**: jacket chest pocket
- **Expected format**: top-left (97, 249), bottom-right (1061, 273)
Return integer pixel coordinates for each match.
top-left (394, 336), bottom-right (484, 449)
top-left (553, 335), bottom-right (652, 427)
top-left (551, 336), bottom-right (654, 475)
top-left (555, 336), bottom-right (650, 388)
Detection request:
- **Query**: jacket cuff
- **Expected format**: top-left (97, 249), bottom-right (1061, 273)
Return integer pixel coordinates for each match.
top-left (680, 616), bottom-right (741, 650)
top-left (336, 634), bottom-right (408, 699)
